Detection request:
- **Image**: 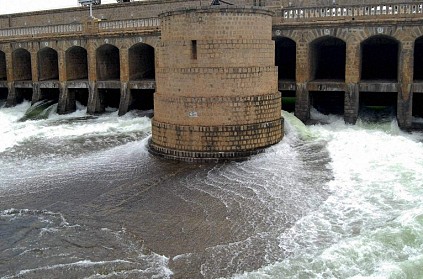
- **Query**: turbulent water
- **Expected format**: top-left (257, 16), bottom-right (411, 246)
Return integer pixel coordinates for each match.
top-left (0, 102), bottom-right (422, 279)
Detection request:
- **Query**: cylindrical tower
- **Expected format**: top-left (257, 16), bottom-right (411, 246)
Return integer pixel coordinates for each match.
top-left (150, 6), bottom-right (283, 162)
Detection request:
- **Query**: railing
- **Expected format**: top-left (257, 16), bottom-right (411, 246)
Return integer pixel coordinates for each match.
top-left (99, 17), bottom-right (160, 30)
top-left (282, 2), bottom-right (423, 21)
top-left (0, 23), bottom-right (83, 38)
top-left (0, 17), bottom-right (160, 40)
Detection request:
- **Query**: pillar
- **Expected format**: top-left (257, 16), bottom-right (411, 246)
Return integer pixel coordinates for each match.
top-left (87, 40), bottom-right (101, 114)
top-left (344, 41), bottom-right (360, 124)
top-left (295, 40), bottom-right (311, 122)
top-left (397, 40), bottom-right (413, 129)
top-left (30, 49), bottom-right (40, 104)
top-left (5, 48), bottom-right (16, 107)
top-left (57, 49), bottom-right (74, 114)
top-left (118, 47), bottom-right (130, 116)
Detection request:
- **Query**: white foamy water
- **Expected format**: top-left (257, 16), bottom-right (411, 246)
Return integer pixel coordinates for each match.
top-left (234, 111), bottom-right (423, 279)
top-left (0, 101), bottom-right (151, 153)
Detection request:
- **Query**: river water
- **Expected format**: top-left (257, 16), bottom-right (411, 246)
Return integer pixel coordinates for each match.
top-left (0, 102), bottom-right (422, 279)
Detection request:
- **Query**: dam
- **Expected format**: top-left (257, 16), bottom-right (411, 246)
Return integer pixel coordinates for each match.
top-left (1, 1), bottom-right (423, 278)
top-left (0, 0), bottom-right (422, 129)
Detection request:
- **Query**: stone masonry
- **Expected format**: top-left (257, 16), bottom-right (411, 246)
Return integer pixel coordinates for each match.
top-left (149, 6), bottom-right (283, 162)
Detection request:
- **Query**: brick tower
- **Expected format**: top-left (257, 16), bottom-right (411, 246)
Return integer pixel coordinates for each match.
top-left (150, 6), bottom-right (283, 162)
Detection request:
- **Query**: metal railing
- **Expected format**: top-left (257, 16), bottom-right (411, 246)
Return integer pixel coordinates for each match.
top-left (282, 2), bottom-right (423, 20)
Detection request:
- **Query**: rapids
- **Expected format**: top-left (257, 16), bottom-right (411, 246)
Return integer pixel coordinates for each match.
top-left (0, 103), bottom-right (422, 278)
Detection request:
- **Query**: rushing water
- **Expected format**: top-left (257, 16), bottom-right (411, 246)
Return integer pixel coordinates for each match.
top-left (0, 102), bottom-right (422, 278)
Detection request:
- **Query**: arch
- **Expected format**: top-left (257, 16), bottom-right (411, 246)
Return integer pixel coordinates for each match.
top-left (96, 44), bottom-right (120, 81)
top-left (0, 51), bottom-right (6, 81)
top-left (361, 35), bottom-right (399, 81)
top-left (414, 36), bottom-right (423, 81)
top-left (38, 47), bottom-right (59, 81)
top-left (275, 37), bottom-right (296, 80)
top-left (12, 48), bottom-right (32, 81)
top-left (66, 46), bottom-right (88, 81)
top-left (128, 43), bottom-right (155, 80)
top-left (310, 36), bottom-right (346, 80)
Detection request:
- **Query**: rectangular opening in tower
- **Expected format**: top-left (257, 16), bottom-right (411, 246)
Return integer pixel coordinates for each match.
top-left (191, 40), bottom-right (197, 60)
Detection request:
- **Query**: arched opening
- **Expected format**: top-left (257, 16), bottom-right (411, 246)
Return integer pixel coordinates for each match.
top-left (0, 51), bottom-right (6, 81)
top-left (310, 91), bottom-right (345, 116)
top-left (99, 89), bottom-right (121, 111)
top-left (66, 46), bottom-right (88, 81)
top-left (275, 38), bottom-right (296, 81)
top-left (361, 35), bottom-right (399, 81)
top-left (38, 47), bottom-right (59, 81)
top-left (414, 37), bottom-right (423, 81)
top-left (96, 44), bottom-right (120, 81)
top-left (311, 36), bottom-right (346, 80)
top-left (129, 43), bottom-right (155, 80)
top-left (13, 48), bottom-right (32, 81)
top-left (359, 92), bottom-right (398, 122)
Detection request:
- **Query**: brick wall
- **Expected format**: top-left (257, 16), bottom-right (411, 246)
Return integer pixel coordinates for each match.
top-left (151, 6), bottom-right (283, 161)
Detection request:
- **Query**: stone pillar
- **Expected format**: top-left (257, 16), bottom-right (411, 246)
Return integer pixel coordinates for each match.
top-left (30, 49), bottom-right (40, 104)
top-left (397, 40), bottom-right (413, 129)
top-left (118, 47), bottom-right (130, 116)
top-left (57, 49), bottom-right (74, 114)
top-left (5, 49), bottom-right (16, 107)
top-left (295, 40), bottom-right (311, 122)
top-left (344, 41), bottom-right (360, 124)
top-left (86, 40), bottom-right (100, 114)
top-left (119, 82), bottom-right (130, 116)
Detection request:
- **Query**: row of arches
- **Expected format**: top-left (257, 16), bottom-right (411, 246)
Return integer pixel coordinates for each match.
top-left (6, 43), bottom-right (155, 82)
top-left (275, 34), bottom-right (423, 81)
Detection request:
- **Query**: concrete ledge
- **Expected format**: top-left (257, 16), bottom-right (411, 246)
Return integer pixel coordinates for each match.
top-left (0, 81), bottom-right (7, 88)
top-left (67, 80), bottom-right (89, 89)
top-left (359, 81), bottom-right (398, 92)
top-left (39, 81), bottom-right (60, 88)
top-left (308, 80), bottom-right (346, 91)
top-left (97, 81), bottom-right (121, 89)
top-left (14, 81), bottom-right (33, 88)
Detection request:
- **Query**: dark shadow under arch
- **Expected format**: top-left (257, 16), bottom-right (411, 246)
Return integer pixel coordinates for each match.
top-left (66, 46), bottom-right (88, 81)
top-left (38, 47), bottom-right (59, 81)
top-left (275, 37), bottom-right (296, 80)
top-left (96, 44), bottom-right (120, 81)
top-left (13, 48), bottom-right (32, 81)
top-left (129, 43), bottom-right (155, 80)
top-left (311, 36), bottom-right (346, 80)
top-left (361, 35), bottom-right (399, 81)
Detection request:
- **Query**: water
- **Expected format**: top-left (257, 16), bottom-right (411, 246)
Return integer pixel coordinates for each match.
top-left (0, 103), bottom-right (422, 278)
